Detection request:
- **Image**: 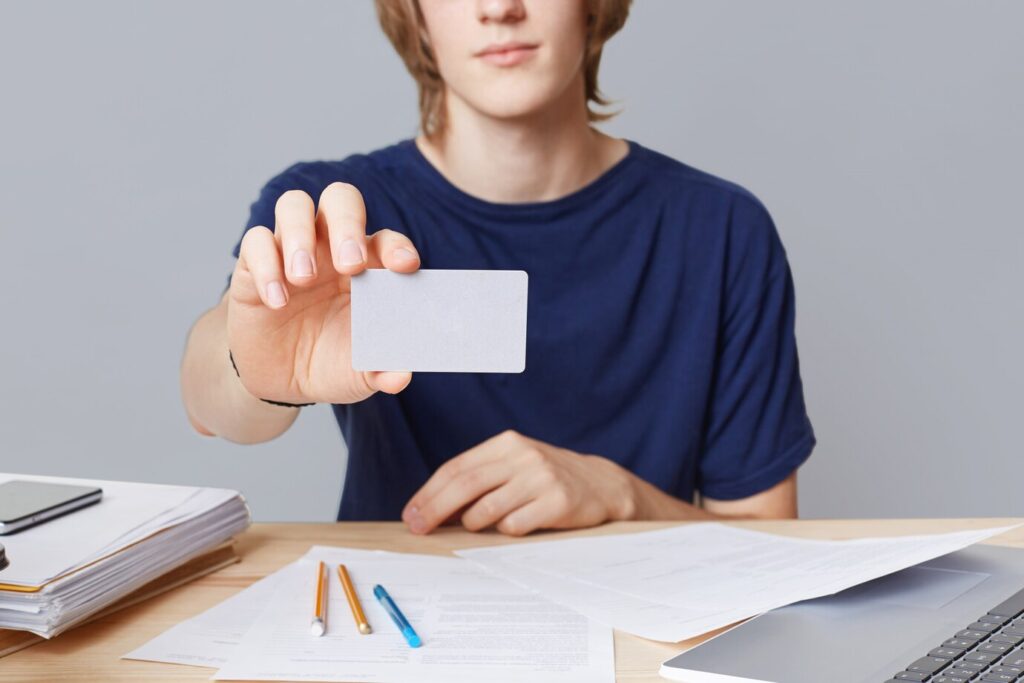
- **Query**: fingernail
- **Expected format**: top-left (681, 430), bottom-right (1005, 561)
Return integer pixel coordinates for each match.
top-left (408, 511), bottom-right (426, 534)
top-left (393, 247), bottom-right (418, 263)
top-left (266, 281), bottom-right (287, 308)
top-left (291, 249), bottom-right (314, 277)
top-left (339, 239), bottom-right (364, 266)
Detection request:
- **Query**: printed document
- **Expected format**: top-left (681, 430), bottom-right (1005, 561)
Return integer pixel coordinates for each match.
top-left (456, 522), bottom-right (1018, 642)
top-left (124, 548), bottom-right (459, 668)
top-left (123, 569), bottom-right (280, 667)
top-left (124, 548), bottom-right (412, 667)
top-left (204, 546), bottom-right (613, 682)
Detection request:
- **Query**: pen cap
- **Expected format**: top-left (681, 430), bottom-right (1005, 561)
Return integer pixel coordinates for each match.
top-left (373, 585), bottom-right (386, 600)
top-left (403, 626), bottom-right (422, 648)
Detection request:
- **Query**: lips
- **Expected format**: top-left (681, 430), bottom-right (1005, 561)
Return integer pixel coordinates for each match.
top-left (475, 42), bottom-right (539, 67)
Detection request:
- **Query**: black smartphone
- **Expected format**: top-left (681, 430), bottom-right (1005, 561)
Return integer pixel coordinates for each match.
top-left (0, 480), bottom-right (103, 535)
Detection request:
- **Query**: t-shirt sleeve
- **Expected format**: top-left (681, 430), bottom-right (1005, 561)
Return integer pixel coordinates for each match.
top-left (696, 197), bottom-right (816, 500)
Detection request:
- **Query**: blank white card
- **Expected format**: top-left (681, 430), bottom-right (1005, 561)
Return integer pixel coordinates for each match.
top-left (350, 269), bottom-right (528, 373)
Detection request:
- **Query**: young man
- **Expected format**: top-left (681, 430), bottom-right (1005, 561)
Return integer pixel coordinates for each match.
top-left (181, 0), bottom-right (815, 535)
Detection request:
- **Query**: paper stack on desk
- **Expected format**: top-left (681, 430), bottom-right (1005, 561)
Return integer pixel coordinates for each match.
top-left (0, 474), bottom-right (250, 638)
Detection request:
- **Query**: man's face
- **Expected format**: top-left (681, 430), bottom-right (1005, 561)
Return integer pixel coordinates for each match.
top-left (418, 0), bottom-right (590, 123)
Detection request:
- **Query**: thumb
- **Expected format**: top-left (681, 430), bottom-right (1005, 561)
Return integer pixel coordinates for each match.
top-left (364, 371), bottom-right (413, 395)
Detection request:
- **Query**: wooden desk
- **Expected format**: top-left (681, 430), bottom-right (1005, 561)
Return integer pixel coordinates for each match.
top-left (4, 519), bottom-right (1023, 682)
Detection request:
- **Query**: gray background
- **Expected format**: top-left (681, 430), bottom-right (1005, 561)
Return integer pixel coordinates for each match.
top-left (1, 1), bottom-right (1021, 521)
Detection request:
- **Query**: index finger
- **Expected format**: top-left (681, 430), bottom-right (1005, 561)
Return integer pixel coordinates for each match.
top-left (402, 432), bottom-right (514, 523)
top-left (408, 460), bottom-right (516, 535)
top-left (316, 182), bottom-right (368, 275)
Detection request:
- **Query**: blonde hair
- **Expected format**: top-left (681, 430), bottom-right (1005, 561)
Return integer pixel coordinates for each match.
top-left (374, 0), bottom-right (632, 136)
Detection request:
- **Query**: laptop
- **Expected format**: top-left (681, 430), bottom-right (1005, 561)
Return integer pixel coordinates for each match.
top-left (661, 543), bottom-right (1024, 682)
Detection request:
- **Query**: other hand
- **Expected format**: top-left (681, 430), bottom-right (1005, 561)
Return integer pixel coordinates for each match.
top-left (402, 430), bottom-right (638, 536)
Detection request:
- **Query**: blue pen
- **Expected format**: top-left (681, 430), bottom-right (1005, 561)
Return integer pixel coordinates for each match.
top-left (373, 584), bottom-right (422, 648)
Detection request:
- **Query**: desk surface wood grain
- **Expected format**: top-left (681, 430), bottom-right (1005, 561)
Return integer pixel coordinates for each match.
top-left (4, 518), bottom-right (1023, 682)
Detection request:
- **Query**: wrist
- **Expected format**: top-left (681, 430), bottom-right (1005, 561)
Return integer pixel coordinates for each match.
top-left (228, 349), bottom-right (314, 408)
top-left (589, 457), bottom-right (710, 522)
top-left (588, 455), bottom-right (642, 522)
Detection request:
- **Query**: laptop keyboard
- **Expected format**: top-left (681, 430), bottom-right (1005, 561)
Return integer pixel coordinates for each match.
top-left (886, 586), bottom-right (1024, 682)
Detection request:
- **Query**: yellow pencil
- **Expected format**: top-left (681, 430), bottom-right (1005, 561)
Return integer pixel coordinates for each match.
top-left (337, 564), bottom-right (372, 634)
top-left (310, 560), bottom-right (327, 637)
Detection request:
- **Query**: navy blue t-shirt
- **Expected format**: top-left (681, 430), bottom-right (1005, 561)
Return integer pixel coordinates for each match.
top-left (234, 140), bottom-right (815, 521)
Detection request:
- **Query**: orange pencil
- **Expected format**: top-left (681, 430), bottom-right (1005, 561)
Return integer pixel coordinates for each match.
top-left (310, 560), bottom-right (327, 637)
top-left (337, 564), bottom-right (372, 634)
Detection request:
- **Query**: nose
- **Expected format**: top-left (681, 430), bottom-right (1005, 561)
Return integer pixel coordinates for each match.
top-left (477, 0), bottom-right (526, 24)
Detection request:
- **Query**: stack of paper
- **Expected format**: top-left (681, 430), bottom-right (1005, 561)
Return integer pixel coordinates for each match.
top-left (127, 546), bottom-right (615, 683)
top-left (0, 474), bottom-right (250, 638)
top-left (455, 522), bottom-right (1018, 642)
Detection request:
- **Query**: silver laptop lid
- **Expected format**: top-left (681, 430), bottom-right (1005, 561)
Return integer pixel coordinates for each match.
top-left (661, 544), bottom-right (1024, 683)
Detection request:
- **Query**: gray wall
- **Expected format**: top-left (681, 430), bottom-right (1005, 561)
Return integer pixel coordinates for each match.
top-left (1, 1), bottom-right (1020, 521)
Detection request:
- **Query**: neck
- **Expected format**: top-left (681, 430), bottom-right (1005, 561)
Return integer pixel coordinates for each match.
top-left (416, 77), bottom-right (628, 204)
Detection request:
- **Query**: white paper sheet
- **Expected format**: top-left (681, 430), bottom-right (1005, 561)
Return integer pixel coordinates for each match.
top-left (456, 522), bottom-right (1018, 642)
top-left (122, 548), bottom-right (425, 667)
top-left (122, 570), bottom-right (281, 667)
top-left (213, 547), bottom-right (614, 683)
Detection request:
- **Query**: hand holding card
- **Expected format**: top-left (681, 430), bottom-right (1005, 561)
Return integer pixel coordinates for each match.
top-left (351, 269), bottom-right (528, 373)
top-left (226, 178), bottom-right (527, 410)
top-left (227, 183), bottom-right (423, 406)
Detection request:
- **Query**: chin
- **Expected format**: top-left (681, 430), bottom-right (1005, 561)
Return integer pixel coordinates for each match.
top-left (476, 99), bottom-right (551, 121)
top-left (467, 82), bottom-right (575, 121)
